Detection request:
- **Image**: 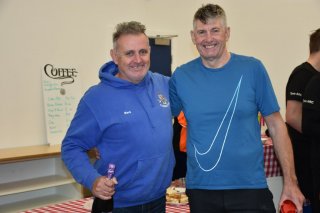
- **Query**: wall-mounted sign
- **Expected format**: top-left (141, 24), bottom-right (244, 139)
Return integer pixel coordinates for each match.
top-left (42, 64), bottom-right (82, 145)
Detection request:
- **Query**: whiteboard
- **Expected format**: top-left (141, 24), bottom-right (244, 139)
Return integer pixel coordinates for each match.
top-left (42, 64), bottom-right (82, 145)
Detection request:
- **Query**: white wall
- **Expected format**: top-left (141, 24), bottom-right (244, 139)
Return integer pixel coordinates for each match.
top-left (214, 0), bottom-right (320, 117)
top-left (0, 0), bottom-right (319, 149)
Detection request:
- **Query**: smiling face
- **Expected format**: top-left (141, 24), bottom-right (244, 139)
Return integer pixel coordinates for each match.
top-left (191, 17), bottom-right (230, 68)
top-left (110, 33), bottom-right (150, 84)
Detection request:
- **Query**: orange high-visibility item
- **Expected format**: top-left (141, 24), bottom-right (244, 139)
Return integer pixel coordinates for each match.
top-left (177, 112), bottom-right (187, 152)
top-left (280, 200), bottom-right (297, 213)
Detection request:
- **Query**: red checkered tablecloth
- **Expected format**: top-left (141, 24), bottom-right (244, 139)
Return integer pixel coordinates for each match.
top-left (264, 144), bottom-right (282, 178)
top-left (21, 197), bottom-right (190, 213)
top-left (21, 198), bottom-right (91, 213)
top-left (166, 204), bottom-right (190, 213)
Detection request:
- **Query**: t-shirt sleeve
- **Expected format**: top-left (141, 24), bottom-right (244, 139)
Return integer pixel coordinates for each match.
top-left (286, 68), bottom-right (311, 102)
top-left (255, 60), bottom-right (280, 116)
top-left (169, 71), bottom-right (183, 117)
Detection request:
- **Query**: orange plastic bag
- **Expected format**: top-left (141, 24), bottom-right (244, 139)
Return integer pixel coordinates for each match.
top-left (280, 200), bottom-right (297, 213)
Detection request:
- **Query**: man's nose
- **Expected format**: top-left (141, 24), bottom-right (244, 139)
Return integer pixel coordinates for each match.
top-left (133, 53), bottom-right (142, 62)
top-left (205, 32), bottom-right (214, 41)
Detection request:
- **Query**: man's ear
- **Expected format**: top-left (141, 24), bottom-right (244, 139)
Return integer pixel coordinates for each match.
top-left (226, 27), bottom-right (231, 42)
top-left (110, 49), bottom-right (117, 64)
top-left (190, 30), bottom-right (196, 44)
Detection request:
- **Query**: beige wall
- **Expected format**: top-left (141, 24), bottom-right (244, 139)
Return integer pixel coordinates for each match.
top-left (1, 0), bottom-right (319, 148)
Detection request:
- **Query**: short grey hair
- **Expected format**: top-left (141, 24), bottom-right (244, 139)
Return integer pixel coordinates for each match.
top-left (112, 21), bottom-right (147, 48)
top-left (193, 4), bottom-right (227, 28)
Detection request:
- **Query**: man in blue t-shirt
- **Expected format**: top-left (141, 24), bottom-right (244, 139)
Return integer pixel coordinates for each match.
top-left (169, 3), bottom-right (304, 212)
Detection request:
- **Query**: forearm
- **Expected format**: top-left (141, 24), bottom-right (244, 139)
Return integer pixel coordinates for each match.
top-left (286, 115), bottom-right (302, 133)
top-left (61, 143), bottom-right (101, 190)
top-left (271, 126), bottom-right (297, 184)
top-left (266, 113), bottom-right (298, 184)
top-left (285, 100), bottom-right (302, 132)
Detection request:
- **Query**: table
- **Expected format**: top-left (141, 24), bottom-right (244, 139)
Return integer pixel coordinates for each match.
top-left (20, 197), bottom-right (190, 213)
top-left (20, 143), bottom-right (280, 213)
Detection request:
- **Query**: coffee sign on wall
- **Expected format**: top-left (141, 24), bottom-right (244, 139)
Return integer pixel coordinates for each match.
top-left (42, 64), bottom-right (82, 145)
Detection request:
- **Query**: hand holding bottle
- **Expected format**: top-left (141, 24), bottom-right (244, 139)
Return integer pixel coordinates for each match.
top-left (91, 164), bottom-right (117, 213)
top-left (92, 175), bottom-right (117, 200)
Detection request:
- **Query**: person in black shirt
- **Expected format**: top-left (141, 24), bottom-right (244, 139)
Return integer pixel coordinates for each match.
top-left (286, 28), bottom-right (320, 212)
top-left (302, 65), bottom-right (320, 212)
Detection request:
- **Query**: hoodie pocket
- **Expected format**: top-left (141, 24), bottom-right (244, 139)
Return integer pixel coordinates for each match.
top-left (116, 150), bottom-right (174, 203)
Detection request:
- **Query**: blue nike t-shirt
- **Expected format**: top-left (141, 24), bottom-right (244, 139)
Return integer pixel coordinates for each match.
top-left (169, 53), bottom-right (279, 189)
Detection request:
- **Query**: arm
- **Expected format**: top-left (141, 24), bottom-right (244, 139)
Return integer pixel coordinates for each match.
top-left (285, 100), bottom-right (302, 132)
top-left (264, 112), bottom-right (305, 212)
top-left (61, 100), bottom-right (109, 195)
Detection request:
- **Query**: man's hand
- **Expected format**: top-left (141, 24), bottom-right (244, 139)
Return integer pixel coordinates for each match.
top-left (92, 176), bottom-right (118, 200)
top-left (279, 182), bottom-right (305, 213)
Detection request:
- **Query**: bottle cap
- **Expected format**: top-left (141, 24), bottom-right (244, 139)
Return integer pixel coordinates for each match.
top-left (107, 163), bottom-right (115, 179)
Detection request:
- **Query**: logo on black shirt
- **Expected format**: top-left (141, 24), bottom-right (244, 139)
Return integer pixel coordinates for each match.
top-left (290, 92), bottom-right (302, 97)
top-left (303, 99), bottom-right (314, 104)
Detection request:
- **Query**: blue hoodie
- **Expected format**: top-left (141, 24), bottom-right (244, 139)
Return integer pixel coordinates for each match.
top-left (61, 61), bottom-right (174, 208)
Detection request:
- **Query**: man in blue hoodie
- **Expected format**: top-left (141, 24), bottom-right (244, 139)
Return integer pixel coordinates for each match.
top-left (61, 21), bottom-right (175, 212)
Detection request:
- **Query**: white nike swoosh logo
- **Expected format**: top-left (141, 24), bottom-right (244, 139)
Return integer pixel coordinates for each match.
top-left (194, 76), bottom-right (242, 172)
